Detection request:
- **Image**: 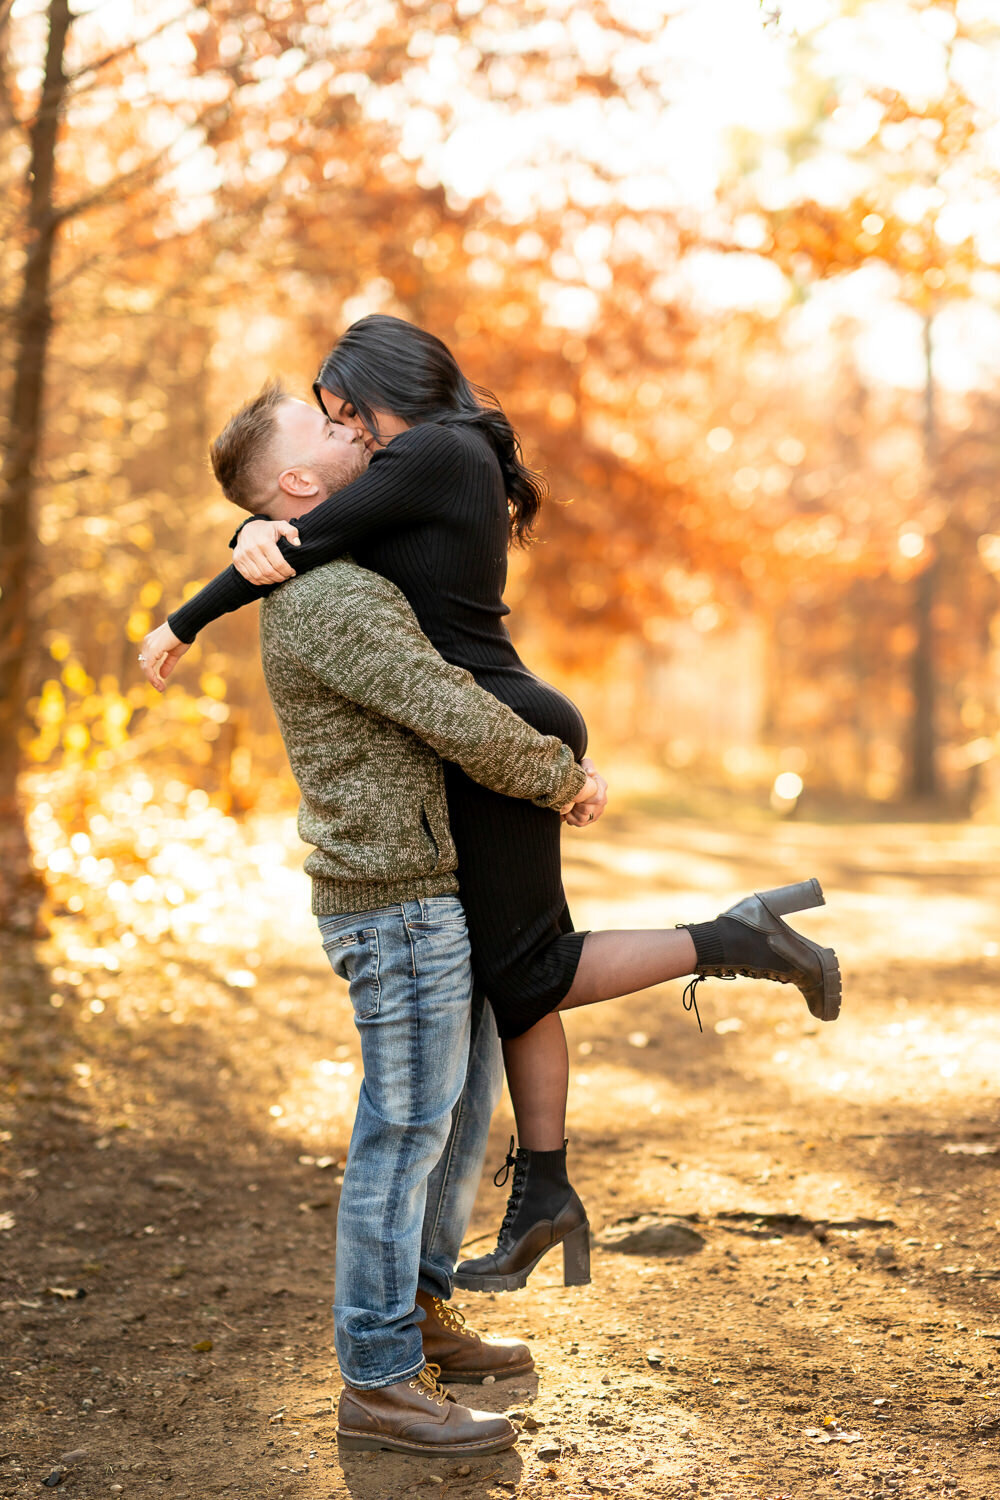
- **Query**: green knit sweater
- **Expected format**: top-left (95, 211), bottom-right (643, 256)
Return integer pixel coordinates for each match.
top-left (259, 558), bottom-right (587, 915)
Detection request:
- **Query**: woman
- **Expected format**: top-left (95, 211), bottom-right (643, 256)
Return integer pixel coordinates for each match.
top-left (140, 314), bottom-right (840, 1292)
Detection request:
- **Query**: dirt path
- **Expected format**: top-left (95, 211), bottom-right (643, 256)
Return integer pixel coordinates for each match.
top-left (2, 805), bottom-right (999, 1499)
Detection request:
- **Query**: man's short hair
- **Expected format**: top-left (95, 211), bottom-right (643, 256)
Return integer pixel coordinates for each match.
top-left (210, 378), bottom-right (288, 511)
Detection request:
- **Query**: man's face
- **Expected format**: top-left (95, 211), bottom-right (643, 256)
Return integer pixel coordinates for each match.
top-left (318, 390), bottom-right (410, 454)
top-left (270, 398), bottom-right (369, 512)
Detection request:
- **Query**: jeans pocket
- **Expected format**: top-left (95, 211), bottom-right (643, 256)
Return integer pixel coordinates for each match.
top-left (322, 926), bottom-right (381, 1019)
top-left (405, 895), bottom-right (468, 935)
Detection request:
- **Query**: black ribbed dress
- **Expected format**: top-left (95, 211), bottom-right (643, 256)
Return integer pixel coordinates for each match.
top-left (168, 422), bottom-right (589, 1039)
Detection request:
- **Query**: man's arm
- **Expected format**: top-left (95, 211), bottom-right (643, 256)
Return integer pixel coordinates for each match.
top-left (282, 571), bottom-right (588, 811)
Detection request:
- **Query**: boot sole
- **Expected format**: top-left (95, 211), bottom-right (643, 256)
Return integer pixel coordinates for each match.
top-left (434, 1356), bottom-right (535, 1383)
top-left (454, 1222), bottom-right (591, 1294)
top-left (789, 935), bottom-right (841, 1022)
top-left (758, 880), bottom-right (840, 1023)
top-left (337, 1426), bottom-right (518, 1456)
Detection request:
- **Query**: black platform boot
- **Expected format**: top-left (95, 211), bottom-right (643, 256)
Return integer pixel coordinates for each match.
top-left (454, 1139), bottom-right (590, 1294)
top-left (681, 877), bottom-right (841, 1027)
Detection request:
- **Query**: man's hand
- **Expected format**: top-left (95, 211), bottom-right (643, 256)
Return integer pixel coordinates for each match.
top-left (234, 518), bottom-right (301, 585)
top-left (562, 756), bottom-right (609, 828)
top-left (139, 621), bottom-right (191, 692)
top-left (560, 772), bottom-right (598, 817)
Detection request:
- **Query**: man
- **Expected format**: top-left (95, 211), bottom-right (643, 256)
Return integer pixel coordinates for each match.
top-left (194, 381), bottom-right (594, 1456)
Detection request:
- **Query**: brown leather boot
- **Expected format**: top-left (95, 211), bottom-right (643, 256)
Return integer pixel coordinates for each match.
top-left (337, 1365), bottom-right (517, 1456)
top-left (415, 1289), bottom-right (534, 1383)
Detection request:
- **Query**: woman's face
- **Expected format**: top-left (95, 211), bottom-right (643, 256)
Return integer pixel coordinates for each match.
top-left (319, 390), bottom-right (410, 454)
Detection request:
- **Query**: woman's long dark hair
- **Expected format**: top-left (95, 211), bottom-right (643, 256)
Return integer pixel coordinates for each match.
top-left (313, 314), bottom-right (545, 545)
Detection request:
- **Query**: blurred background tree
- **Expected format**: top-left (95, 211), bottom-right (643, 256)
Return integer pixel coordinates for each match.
top-left (2, 0), bottom-right (1000, 931)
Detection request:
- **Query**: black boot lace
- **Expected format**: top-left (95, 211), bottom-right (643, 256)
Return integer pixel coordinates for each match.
top-left (492, 1138), bottom-right (528, 1250)
top-left (493, 1135), bottom-right (517, 1188)
top-left (681, 971), bottom-right (739, 1032)
top-left (681, 976), bottom-right (705, 1032)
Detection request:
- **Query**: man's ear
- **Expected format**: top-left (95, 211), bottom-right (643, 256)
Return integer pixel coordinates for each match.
top-left (276, 466), bottom-right (320, 499)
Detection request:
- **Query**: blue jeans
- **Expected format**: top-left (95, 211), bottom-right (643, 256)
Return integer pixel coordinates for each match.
top-left (319, 895), bottom-right (503, 1390)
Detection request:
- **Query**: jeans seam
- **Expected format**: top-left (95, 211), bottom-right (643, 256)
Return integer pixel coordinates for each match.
top-left (404, 905), bottom-right (418, 979)
top-left (422, 1082), bottom-right (465, 1265)
top-left (365, 927), bottom-right (382, 1017)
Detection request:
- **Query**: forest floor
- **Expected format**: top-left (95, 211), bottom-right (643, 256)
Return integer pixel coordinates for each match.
top-left (2, 798), bottom-right (1000, 1500)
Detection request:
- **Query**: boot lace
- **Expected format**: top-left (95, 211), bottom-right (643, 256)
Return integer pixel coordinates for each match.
top-left (493, 1135), bottom-right (517, 1188)
top-left (431, 1298), bottom-right (476, 1342)
top-left (493, 1137), bottom-right (528, 1249)
top-left (409, 1364), bottom-right (450, 1406)
top-left (681, 975), bottom-right (709, 1032)
top-left (683, 964), bottom-right (792, 1032)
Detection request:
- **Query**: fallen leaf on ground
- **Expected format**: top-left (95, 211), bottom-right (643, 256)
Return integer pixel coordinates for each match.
top-left (803, 1425), bottom-right (863, 1444)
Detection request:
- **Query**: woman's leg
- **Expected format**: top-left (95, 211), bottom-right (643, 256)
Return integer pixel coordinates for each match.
top-left (499, 933), bottom-right (698, 1157)
top-left (558, 928), bottom-right (697, 1011)
top-left (455, 1009), bottom-right (590, 1294)
top-left (559, 878), bottom-right (840, 1026)
top-left (501, 1012), bottom-right (569, 1151)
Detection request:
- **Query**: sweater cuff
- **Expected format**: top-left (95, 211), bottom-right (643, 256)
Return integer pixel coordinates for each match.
top-left (167, 608), bottom-right (197, 646)
top-left (536, 759), bottom-right (588, 812)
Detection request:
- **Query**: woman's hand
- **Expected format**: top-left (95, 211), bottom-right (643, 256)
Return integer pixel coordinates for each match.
top-left (562, 757), bottom-right (609, 828)
top-left (139, 621), bottom-right (191, 692)
top-left (233, 518), bottom-right (301, 585)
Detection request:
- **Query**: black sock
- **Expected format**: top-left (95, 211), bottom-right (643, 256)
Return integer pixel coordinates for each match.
top-left (683, 916), bottom-right (794, 975)
top-left (682, 919), bottom-right (726, 968)
top-left (512, 1144), bottom-right (572, 1221)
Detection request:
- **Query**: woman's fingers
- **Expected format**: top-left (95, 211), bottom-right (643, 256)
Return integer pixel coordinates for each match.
top-left (158, 643), bottom-right (191, 684)
top-left (138, 622), bottom-right (190, 692)
top-left (233, 519), bottom-right (299, 583)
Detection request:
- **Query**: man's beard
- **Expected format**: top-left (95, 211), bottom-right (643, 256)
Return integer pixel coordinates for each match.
top-left (322, 443), bottom-right (370, 496)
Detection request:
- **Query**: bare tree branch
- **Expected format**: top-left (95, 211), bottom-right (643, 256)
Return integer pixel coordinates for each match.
top-left (66, 6), bottom-right (194, 90)
top-left (54, 95), bottom-right (234, 225)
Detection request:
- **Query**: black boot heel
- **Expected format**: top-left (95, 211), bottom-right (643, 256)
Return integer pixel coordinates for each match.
top-left (755, 878), bottom-right (825, 917)
top-left (562, 1222), bottom-right (591, 1287)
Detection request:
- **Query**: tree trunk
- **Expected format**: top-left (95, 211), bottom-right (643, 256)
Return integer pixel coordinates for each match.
top-left (0, 0), bottom-right (72, 931)
top-left (909, 311), bottom-right (939, 802)
top-left (910, 555), bottom-right (939, 800)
